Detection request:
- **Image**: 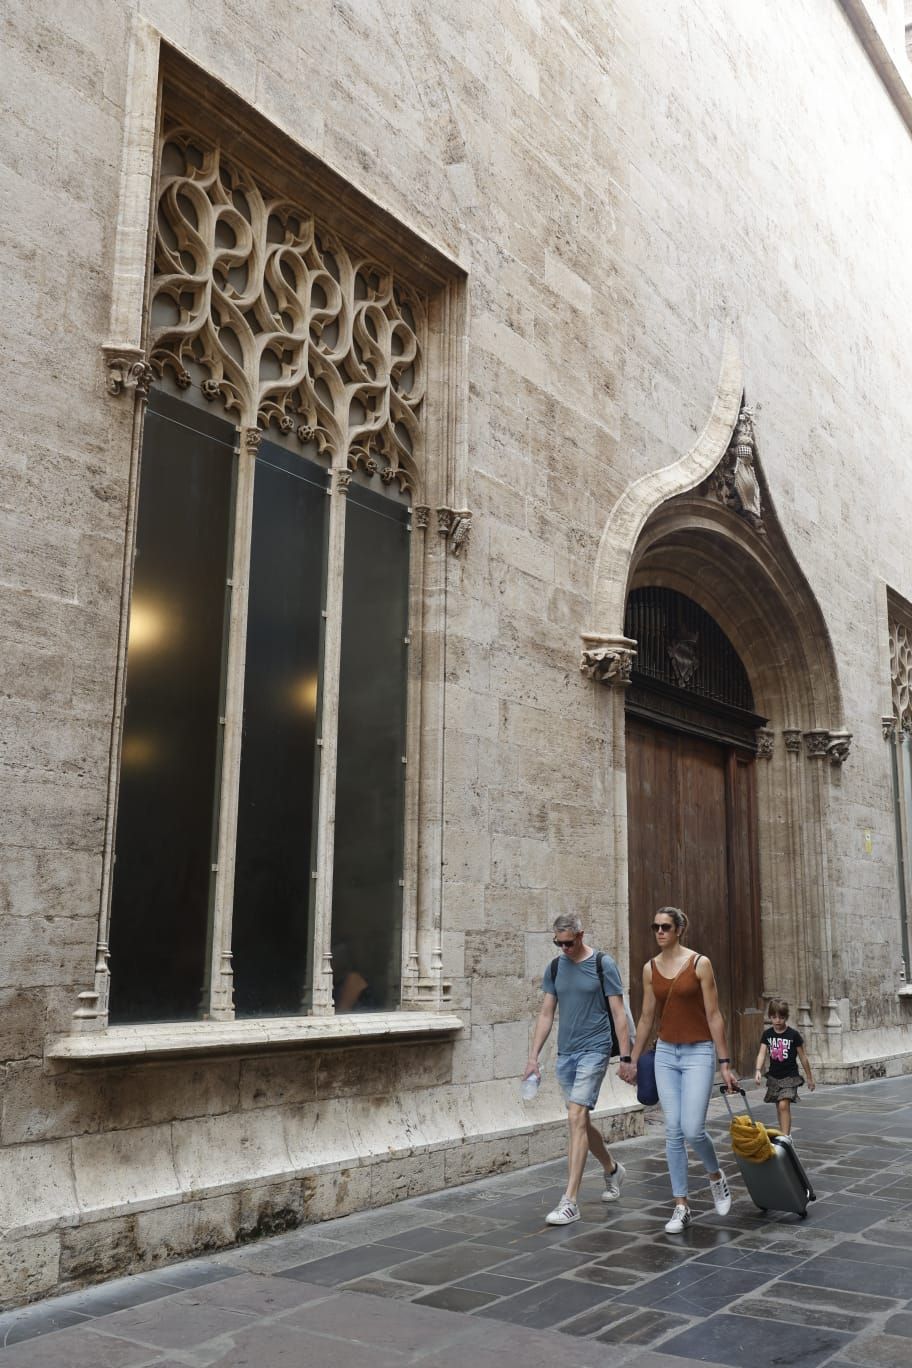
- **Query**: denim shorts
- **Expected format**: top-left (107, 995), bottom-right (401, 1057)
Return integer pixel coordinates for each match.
top-left (556, 1049), bottom-right (610, 1109)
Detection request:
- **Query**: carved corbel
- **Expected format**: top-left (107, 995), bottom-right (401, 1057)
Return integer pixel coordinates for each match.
top-left (412, 505), bottom-right (431, 530)
top-left (755, 727), bottom-right (774, 759)
top-left (104, 345), bottom-right (154, 399)
top-left (803, 729), bottom-right (830, 759)
top-left (826, 730), bottom-right (852, 765)
top-left (882, 715), bottom-right (898, 742)
top-left (782, 728), bottom-right (802, 754)
top-left (435, 505), bottom-right (473, 555)
top-left (449, 510), bottom-right (472, 556)
top-left (580, 634), bottom-right (637, 686)
top-left (335, 469), bottom-right (353, 495)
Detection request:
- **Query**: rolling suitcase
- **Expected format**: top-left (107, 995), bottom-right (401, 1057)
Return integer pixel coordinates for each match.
top-left (720, 1085), bottom-right (816, 1217)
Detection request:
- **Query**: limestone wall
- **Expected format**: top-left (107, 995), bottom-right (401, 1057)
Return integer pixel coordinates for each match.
top-left (1, 0), bottom-right (912, 1303)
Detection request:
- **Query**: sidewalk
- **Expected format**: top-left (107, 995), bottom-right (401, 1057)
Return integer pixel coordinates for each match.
top-left (1, 1076), bottom-right (910, 1367)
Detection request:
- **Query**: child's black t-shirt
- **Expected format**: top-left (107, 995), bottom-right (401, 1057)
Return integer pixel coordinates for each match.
top-left (762, 1025), bottom-right (804, 1078)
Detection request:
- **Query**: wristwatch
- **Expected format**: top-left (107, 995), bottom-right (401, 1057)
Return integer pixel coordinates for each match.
top-left (619, 1055), bottom-right (632, 1063)
top-left (717, 1057), bottom-right (730, 1065)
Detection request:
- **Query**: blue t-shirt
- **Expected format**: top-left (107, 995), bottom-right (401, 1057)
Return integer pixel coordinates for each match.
top-left (542, 951), bottom-right (623, 1054)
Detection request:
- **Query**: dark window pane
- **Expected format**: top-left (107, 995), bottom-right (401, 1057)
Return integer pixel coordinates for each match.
top-left (109, 390), bottom-right (235, 1023)
top-left (232, 442), bottom-right (329, 1016)
top-left (332, 482), bottom-right (410, 1012)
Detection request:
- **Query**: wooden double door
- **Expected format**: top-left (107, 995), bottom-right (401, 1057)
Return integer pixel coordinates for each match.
top-left (626, 715), bottom-right (763, 1077)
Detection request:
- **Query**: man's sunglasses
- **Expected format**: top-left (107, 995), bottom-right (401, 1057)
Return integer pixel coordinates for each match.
top-left (553, 937), bottom-right (578, 948)
top-left (652, 923), bottom-right (675, 933)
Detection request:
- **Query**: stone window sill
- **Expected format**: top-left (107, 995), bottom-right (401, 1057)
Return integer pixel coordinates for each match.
top-left (46, 1011), bottom-right (464, 1064)
top-left (897, 984), bottom-right (912, 998)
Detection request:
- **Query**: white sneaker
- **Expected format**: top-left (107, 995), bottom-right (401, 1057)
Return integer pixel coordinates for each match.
top-left (664, 1204), bottom-right (692, 1233)
top-left (709, 1173), bottom-right (732, 1215)
top-left (602, 1160), bottom-right (625, 1202)
top-left (546, 1196), bottom-right (580, 1225)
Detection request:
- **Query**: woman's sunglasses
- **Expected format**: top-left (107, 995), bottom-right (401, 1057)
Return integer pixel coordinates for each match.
top-left (652, 923), bottom-right (675, 933)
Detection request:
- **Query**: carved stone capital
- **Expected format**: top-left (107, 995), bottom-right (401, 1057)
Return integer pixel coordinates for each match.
top-left (755, 727), bottom-right (774, 759)
top-left (580, 634), bottom-right (637, 687)
top-left (827, 730), bottom-right (852, 765)
top-left (782, 727), bottom-right (802, 753)
top-left (803, 728), bottom-right (830, 759)
top-left (412, 505), bottom-right (431, 530)
top-left (104, 345), bottom-right (154, 399)
top-left (436, 505), bottom-right (455, 536)
top-left (883, 715), bottom-right (898, 741)
top-left (335, 469), bottom-right (353, 495)
top-left (243, 427), bottom-right (262, 453)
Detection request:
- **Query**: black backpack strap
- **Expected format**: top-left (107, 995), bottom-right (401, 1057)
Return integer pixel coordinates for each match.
top-left (549, 957), bottom-right (559, 993)
top-left (595, 951), bottom-right (609, 1008)
top-left (597, 950), bottom-right (622, 1058)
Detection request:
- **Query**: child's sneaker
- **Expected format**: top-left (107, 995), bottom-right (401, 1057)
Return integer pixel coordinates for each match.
top-left (709, 1173), bottom-right (732, 1215)
top-left (602, 1160), bottom-right (626, 1202)
top-left (546, 1196), bottom-right (580, 1225)
top-left (664, 1203), bottom-right (692, 1233)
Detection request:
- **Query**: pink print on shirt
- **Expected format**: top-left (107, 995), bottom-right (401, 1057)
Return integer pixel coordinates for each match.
top-left (769, 1036), bottom-right (792, 1063)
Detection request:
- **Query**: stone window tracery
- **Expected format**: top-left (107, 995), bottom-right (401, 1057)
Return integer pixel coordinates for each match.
top-left (85, 63), bottom-right (467, 1035)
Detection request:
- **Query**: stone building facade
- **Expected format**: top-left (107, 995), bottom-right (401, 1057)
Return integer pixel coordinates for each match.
top-left (2, 0), bottom-right (912, 1305)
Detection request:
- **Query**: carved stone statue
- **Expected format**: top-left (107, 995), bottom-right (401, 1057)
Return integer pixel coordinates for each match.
top-left (702, 401), bottom-right (765, 534)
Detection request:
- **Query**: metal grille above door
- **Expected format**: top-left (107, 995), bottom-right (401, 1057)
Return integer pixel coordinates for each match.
top-left (624, 587), bottom-right (765, 750)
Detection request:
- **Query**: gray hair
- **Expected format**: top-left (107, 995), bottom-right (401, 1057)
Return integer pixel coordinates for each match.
top-left (552, 913), bottom-right (583, 934)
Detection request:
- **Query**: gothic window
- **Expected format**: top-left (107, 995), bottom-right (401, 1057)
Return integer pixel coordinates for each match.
top-left (886, 598), bottom-right (912, 982)
top-left (105, 110), bottom-right (437, 1025)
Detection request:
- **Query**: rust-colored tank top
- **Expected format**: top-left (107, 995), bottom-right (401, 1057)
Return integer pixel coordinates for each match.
top-left (653, 954), bottom-right (711, 1044)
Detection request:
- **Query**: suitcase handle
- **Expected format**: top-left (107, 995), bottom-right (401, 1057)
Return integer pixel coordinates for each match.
top-left (718, 1083), bottom-right (757, 1123)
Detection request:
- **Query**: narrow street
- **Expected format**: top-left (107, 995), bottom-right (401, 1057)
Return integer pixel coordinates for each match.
top-left (1, 1075), bottom-right (910, 1367)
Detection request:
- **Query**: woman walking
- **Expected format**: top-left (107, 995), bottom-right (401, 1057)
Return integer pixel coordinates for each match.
top-left (620, 907), bottom-right (739, 1232)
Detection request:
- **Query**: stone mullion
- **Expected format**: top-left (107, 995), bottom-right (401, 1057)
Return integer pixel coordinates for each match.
top-left (308, 469), bottom-right (350, 1015)
top-left (399, 508), bottom-right (427, 1005)
top-left (203, 429), bottom-right (258, 1020)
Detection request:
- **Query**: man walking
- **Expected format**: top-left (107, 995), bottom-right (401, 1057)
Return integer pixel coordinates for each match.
top-left (524, 914), bottom-right (631, 1225)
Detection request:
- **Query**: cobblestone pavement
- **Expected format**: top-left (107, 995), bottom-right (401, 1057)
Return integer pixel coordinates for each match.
top-left (2, 1076), bottom-right (911, 1367)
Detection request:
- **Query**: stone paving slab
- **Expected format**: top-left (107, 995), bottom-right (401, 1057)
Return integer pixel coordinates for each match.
top-left (0, 1076), bottom-right (911, 1366)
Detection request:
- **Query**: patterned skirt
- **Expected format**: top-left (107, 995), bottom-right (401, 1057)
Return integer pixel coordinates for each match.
top-left (764, 1073), bottom-right (803, 1103)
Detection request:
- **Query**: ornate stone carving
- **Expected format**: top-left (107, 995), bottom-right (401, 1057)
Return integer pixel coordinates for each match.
top-left (803, 729), bottom-right (830, 758)
top-left (412, 505), bottom-right (431, 530)
top-left (335, 469), bottom-right (353, 495)
top-left (826, 730), bottom-right (852, 765)
top-left (436, 506), bottom-right (455, 536)
top-left (889, 619), bottom-right (912, 731)
top-left (783, 728), bottom-right (802, 753)
top-left (701, 401), bottom-right (765, 534)
top-left (104, 347), bottom-right (154, 398)
top-left (243, 427), bottom-right (261, 453)
top-left (580, 635), bottom-right (637, 686)
top-left (756, 727), bottom-right (774, 759)
top-left (149, 122), bottom-right (426, 490)
top-left (883, 715), bottom-right (898, 741)
top-left (449, 510), bottom-right (472, 557)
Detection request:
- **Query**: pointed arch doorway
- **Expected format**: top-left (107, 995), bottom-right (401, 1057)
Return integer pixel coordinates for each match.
top-left (624, 587), bottom-right (764, 1076)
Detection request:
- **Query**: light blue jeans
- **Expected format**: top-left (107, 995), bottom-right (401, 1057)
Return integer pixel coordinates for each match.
top-left (654, 1039), bottom-right (721, 1198)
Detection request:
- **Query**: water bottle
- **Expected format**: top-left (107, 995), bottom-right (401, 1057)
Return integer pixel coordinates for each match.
top-left (520, 1073), bottom-right (540, 1101)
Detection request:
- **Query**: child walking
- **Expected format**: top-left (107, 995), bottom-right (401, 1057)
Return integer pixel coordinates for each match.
top-left (754, 998), bottom-right (815, 1136)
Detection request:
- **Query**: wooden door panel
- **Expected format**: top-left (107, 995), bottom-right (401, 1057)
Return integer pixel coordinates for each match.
top-left (626, 717), bottom-right (761, 1075)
